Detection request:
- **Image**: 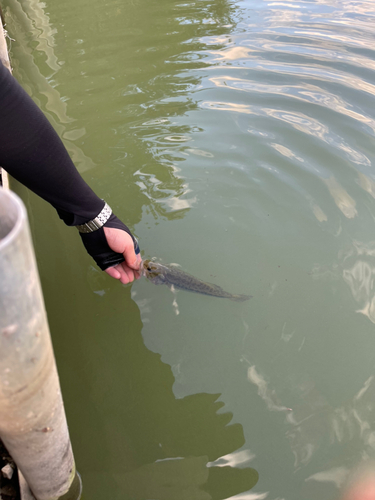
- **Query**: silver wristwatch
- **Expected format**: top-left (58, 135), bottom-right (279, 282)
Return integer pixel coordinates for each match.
top-left (75, 202), bottom-right (112, 233)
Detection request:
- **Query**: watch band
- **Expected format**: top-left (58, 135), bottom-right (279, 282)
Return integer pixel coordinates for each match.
top-left (75, 202), bottom-right (112, 233)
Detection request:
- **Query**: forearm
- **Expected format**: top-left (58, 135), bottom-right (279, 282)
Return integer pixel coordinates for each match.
top-left (0, 61), bottom-right (103, 225)
top-left (0, 61), bottom-right (140, 273)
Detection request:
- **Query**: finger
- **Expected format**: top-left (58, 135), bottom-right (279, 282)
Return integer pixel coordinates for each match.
top-left (103, 227), bottom-right (141, 270)
top-left (123, 241), bottom-right (139, 270)
top-left (105, 266), bottom-right (121, 280)
top-left (118, 264), bottom-right (135, 285)
top-left (134, 254), bottom-right (142, 273)
top-left (105, 263), bottom-right (135, 284)
top-left (131, 269), bottom-right (141, 280)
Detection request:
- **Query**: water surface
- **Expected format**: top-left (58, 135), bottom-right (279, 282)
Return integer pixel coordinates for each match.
top-left (5, 0), bottom-right (375, 498)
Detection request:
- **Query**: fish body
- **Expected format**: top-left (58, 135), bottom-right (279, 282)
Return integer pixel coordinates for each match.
top-left (142, 260), bottom-right (251, 302)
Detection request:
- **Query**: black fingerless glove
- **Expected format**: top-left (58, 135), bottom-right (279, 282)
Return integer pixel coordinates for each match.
top-left (79, 213), bottom-right (140, 271)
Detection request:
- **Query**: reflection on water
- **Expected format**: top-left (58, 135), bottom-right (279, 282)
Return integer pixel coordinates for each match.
top-left (311, 237), bottom-right (375, 326)
top-left (7, 0), bottom-right (96, 172)
top-left (245, 351), bottom-right (375, 484)
top-left (247, 364), bottom-right (292, 413)
top-left (50, 269), bottom-right (258, 499)
top-left (288, 374), bottom-right (375, 474)
top-left (342, 241), bottom-right (375, 323)
top-left (357, 172), bottom-right (375, 199)
top-left (305, 467), bottom-right (350, 489)
top-left (323, 176), bottom-right (357, 219)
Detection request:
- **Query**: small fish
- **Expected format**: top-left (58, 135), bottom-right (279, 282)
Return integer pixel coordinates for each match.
top-left (142, 260), bottom-right (251, 302)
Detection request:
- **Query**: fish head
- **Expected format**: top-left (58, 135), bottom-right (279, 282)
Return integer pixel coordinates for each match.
top-left (142, 260), bottom-right (166, 283)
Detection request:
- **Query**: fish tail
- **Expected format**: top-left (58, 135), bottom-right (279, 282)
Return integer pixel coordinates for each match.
top-left (230, 294), bottom-right (252, 302)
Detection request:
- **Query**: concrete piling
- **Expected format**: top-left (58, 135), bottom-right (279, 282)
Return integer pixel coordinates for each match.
top-left (0, 188), bottom-right (81, 500)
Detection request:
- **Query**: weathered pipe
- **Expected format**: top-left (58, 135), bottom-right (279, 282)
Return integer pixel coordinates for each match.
top-left (0, 188), bottom-right (81, 500)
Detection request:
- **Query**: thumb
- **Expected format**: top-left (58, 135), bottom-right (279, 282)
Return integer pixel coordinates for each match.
top-left (123, 239), bottom-right (141, 270)
top-left (103, 226), bottom-right (139, 267)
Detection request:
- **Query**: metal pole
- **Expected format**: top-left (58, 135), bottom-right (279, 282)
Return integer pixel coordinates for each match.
top-left (0, 187), bottom-right (81, 500)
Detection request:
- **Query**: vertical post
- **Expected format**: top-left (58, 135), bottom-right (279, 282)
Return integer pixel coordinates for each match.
top-left (0, 188), bottom-right (80, 500)
top-left (0, 12), bottom-right (10, 190)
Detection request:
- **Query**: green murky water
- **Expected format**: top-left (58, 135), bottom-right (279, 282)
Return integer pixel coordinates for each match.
top-left (5, 0), bottom-right (375, 498)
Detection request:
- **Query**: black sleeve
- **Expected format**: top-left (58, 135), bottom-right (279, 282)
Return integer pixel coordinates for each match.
top-left (0, 61), bottom-right (139, 269)
top-left (0, 60), bottom-right (104, 225)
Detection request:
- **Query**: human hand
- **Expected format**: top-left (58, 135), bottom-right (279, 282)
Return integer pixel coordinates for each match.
top-left (79, 213), bottom-right (141, 283)
top-left (103, 226), bottom-right (142, 284)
